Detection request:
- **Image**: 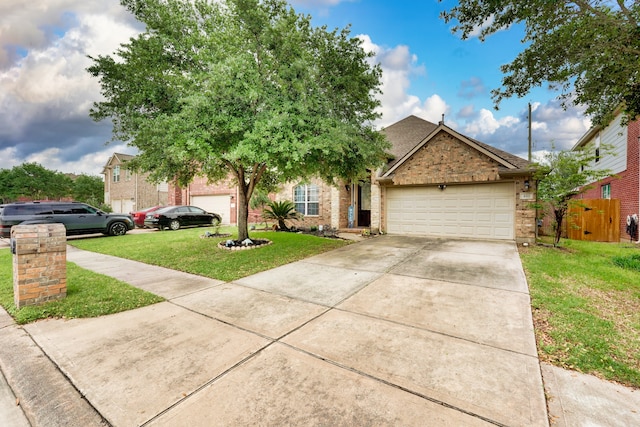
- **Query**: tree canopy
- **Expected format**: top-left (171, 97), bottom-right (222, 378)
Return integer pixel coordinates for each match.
top-left (440, 1), bottom-right (640, 126)
top-left (88, 0), bottom-right (389, 240)
top-left (0, 163), bottom-right (104, 205)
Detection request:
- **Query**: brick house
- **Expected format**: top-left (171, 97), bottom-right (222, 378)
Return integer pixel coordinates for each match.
top-left (102, 153), bottom-right (169, 214)
top-left (571, 112), bottom-right (640, 241)
top-left (106, 115), bottom-right (536, 241)
top-left (168, 175), bottom-right (244, 225)
top-left (273, 115), bottom-right (537, 243)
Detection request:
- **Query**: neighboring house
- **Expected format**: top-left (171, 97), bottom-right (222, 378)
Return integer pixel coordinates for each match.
top-left (168, 175), bottom-right (244, 225)
top-left (102, 153), bottom-right (169, 213)
top-left (273, 115), bottom-right (537, 243)
top-left (571, 113), bottom-right (640, 241)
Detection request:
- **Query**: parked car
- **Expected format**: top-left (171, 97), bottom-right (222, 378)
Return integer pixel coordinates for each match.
top-left (130, 205), bottom-right (164, 228)
top-left (0, 201), bottom-right (134, 238)
top-left (144, 205), bottom-right (222, 230)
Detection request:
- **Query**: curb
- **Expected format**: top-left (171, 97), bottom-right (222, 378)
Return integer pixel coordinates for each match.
top-left (0, 308), bottom-right (107, 427)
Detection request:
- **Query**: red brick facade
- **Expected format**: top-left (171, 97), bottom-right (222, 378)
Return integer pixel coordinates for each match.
top-left (575, 119), bottom-right (640, 241)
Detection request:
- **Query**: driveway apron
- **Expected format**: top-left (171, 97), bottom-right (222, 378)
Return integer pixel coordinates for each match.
top-left (24, 236), bottom-right (547, 426)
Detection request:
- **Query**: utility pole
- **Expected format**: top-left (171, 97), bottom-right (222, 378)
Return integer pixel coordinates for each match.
top-left (528, 102), bottom-right (532, 162)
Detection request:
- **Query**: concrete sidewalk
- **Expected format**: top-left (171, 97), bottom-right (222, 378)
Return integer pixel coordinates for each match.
top-left (1, 235), bottom-right (638, 425)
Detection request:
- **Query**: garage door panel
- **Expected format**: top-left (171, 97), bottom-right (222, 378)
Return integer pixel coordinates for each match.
top-left (190, 195), bottom-right (232, 225)
top-left (386, 183), bottom-right (515, 240)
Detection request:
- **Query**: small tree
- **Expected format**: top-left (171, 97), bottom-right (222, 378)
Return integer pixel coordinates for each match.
top-left (262, 200), bottom-right (302, 231)
top-left (250, 190), bottom-right (271, 229)
top-left (534, 148), bottom-right (612, 246)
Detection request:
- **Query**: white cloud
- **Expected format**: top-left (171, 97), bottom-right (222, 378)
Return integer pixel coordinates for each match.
top-left (464, 108), bottom-right (518, 135)
top-left (455, 99), bottom-right (591, 158)
top-left (468, 15), bottom-right (495, 38)
top-left (0, 0), bottom-right (140, 175)
top-left (358, 35), bottom-right (450, 128)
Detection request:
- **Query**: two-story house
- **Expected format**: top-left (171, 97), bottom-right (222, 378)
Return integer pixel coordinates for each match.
top-left (571, 112), bottom-right (640, 241)
top-left (102, 153), bottom-right (169, 213)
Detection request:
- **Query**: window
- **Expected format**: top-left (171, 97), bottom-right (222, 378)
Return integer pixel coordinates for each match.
top-left (125, 168), bottom-right (132, 181)
top-left (294, 184), bottom-right (319, 216)
top-left (113, 165), bottom-right (120, 182)
top-left (595, 133), bottom-right (601, 163)
top-left (601, 183), bottom-right (611, 199)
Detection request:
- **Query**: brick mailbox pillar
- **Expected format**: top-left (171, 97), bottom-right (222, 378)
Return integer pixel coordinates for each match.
top-left (12, 223), bottom-right (67, 308)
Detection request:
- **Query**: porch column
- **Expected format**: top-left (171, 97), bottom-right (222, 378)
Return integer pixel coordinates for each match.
top-left (330, 186), bottom-right (341, 229)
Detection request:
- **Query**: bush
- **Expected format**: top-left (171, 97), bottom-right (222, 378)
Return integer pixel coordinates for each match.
top-left (612, 253), bottom-right (640, 272)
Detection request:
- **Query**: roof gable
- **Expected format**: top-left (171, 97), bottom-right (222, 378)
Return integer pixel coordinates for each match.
top-left (381, 116), bottom-right (530, 177)
top-left (102, 153), bottom-right (135, 174)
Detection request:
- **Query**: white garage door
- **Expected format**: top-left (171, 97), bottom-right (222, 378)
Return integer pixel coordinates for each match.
top-left (190, 195), bottom-right (232, 225)
top-left (112, 199), bottom-right (134, 214)
top-left (386, 183), bottom-right (515, 240)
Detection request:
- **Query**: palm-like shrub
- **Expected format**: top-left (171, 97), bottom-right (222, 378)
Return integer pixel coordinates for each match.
top-left (262, 200), bottom-right (302, 231)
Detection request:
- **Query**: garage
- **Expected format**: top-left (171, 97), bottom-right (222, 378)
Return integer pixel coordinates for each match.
top-left (190, 195), bottom-right (232, 225)
top-left (386, 182), bottom-right (515, 240)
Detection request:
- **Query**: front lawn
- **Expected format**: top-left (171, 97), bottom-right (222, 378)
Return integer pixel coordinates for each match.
top-left (69, 227), bottom-right (351, 282)
top-left (0, 249), bottom-right (163, 324)
top-left (520, 239), bottom-right (640, 388)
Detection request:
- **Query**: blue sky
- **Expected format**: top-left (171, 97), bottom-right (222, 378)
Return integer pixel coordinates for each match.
top-left (0, 0), bottom-right (591, 176)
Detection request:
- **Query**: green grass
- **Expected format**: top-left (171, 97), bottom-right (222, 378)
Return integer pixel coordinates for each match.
top-left (68, 227), bottom-right (351, 282)
top-left (0, 226), bottom-right (348, 325)
top-left (0, 249), bottom-right (163, 325)
top-left (520, 239), bottom-right (640, 387)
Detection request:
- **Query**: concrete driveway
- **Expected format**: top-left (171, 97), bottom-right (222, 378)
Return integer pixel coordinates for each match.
top-left (17, 235), bottom-right (546, 426)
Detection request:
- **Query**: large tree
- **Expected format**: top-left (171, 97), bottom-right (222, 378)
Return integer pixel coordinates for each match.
top-left (440, 1), bottom-right (640, 125)
top-left (71, 174), bottom-right (105, 207)
top-left (0, 163), bottom-right (73, 202)
top-left (88, 0), bottom-right (389, 241)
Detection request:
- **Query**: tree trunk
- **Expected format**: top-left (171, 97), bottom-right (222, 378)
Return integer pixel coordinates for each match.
top-left (554, 207), bottom-right (565, 246)
top-left (237, 184), bottom-right (250, 241)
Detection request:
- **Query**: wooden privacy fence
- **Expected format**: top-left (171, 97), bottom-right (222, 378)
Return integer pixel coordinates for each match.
top-left (566, 199), bottom-right (620, 242)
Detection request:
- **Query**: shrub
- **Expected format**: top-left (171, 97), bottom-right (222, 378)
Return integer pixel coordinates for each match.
top-left (612, 253), bottom-right (640, 272)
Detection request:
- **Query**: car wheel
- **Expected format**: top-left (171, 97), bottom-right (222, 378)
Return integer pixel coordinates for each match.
top-left (211, 216), bottom-right (221, 226)
top-left (109, 221), bottom-right (128, 236)
top-left (169, 219), bottom-right (181, 230)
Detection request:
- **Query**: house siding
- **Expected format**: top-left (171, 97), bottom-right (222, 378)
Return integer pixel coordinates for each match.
top-left (576, 118), bottom-right (640, 241)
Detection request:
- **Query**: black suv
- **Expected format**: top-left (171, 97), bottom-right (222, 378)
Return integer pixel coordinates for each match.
top-left (0, 202), bottom-right (134, 238)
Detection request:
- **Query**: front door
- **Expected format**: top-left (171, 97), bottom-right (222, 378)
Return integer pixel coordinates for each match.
top-left (357, 181), bottom-right (371, 227)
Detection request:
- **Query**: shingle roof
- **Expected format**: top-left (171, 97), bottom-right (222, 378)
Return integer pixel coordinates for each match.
top-left (381, 115), bottom-right (439, 169)
top-left (381, 115), bottom-right (531, 171)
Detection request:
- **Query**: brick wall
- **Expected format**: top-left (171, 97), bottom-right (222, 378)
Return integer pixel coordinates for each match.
top-left (392, 131), bottom-right (502, 185)
top-left (12, 223), bottom-right (67, 308)
top-left (274, 179), bottom-right (334, 228)
top-left (103, 158), bottom-right (168, 211)
top-left (576, 119), bottom-right (640, 241)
